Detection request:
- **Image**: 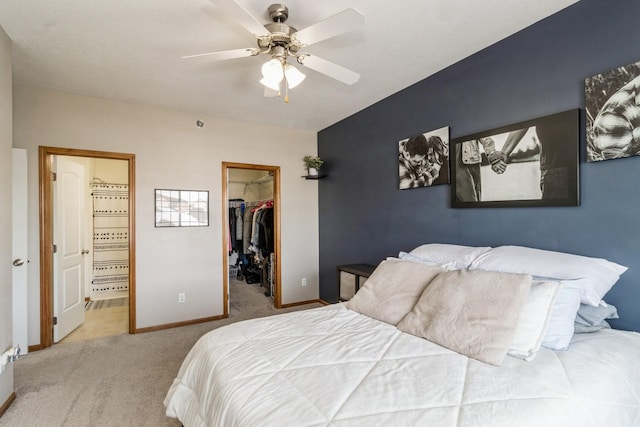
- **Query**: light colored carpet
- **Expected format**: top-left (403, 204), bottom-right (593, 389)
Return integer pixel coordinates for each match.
top-left (0, 280), bottom-right (323, 426)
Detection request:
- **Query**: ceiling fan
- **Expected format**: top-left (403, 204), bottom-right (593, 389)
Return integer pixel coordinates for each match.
top-left (183, 1), bottom-right (365, 102)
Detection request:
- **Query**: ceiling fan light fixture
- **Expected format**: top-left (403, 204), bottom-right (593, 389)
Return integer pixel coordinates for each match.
top-left (284, 64), bottom-right (305, 89)
top-left (261, 58), bottom-right (284, 81)
top-left (260, 57), bottom-right (285, 91)
top-left (185, 3), bottom-right (365, 101)
top-left (259, 76), bottom-right (281, 91)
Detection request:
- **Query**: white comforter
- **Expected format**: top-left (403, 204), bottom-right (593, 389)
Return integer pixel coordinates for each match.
top-left (165, 304), bottom-right (640, 427)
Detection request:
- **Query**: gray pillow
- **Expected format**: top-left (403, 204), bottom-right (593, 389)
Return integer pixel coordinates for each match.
top-left (574, 302), bottom-right (618, 333)
top-left (575, 302), bottom-right (618, 325)
top-left (574, 320), bottom-right (611, 333)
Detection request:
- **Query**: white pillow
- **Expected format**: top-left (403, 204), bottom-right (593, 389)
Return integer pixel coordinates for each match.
top-left (469, 245), bottom-right (627, 306)
top-left (508, 280), bottom-right (560, 361)
top-left (408, 243), bottom-right (492, 270)
top-left (540, 283), bottom-right (582, 351)
top-left (398, 252), bottom-right (456, 270)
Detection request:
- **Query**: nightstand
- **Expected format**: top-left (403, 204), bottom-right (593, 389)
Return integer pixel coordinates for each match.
top-left (337, 263), bottom-right (377, 302)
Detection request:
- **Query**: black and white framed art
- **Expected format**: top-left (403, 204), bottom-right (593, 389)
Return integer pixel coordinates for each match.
top-left (585, 59), bottom-right (640, 162)
top-left (399, 126), bottom-right (450, 189)
top-left (451, 109), bottom-right (580, 208)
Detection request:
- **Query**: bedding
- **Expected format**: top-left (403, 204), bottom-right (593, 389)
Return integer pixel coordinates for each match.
top-left (415, 243), bottom-right (628, 351)
top-left (507, 279), bottom-right (559, 360)
top-left (408, 243), bottom-right (491, 269)
top-left (576, 301), bottom-right (619, 327)
top-left (468, 245), bottom-right (627, 306)
top-left (574, 301), bottom-right (619, 333)
top-left (396, 251), bottom-right (455, 269)
top-left (539, 283), bottom-right (582, 351)
top-left (396, 269), bottom-right (531, 365)
top-left (164, 304), bottom-right (640, 426)
top-left (346, 258), bottom-right (443, 325)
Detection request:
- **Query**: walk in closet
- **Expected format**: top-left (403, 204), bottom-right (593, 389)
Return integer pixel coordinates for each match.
top-left (227, 167), bottom-right (276, 301)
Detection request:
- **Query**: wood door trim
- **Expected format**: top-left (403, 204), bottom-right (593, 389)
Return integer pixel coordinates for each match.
top-left (222, 162), bottom-right (282, 311)
top-left (38, 146), bottom-right (136, 349)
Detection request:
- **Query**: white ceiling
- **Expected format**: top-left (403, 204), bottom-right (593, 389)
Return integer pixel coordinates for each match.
top-left (0, 0), bottom-right (578, 132)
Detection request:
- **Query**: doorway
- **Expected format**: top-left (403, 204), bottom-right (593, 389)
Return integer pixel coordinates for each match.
top-left (38, 146), bottom-right (136, 350)
top-left (222, 162), bottom-right (281, 315)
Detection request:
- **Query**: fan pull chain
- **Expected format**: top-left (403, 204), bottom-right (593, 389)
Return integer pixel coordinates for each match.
top-left (284, 74), bottom-right (289, 103)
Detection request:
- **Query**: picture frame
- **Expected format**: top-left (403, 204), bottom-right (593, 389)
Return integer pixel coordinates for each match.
top-left (451, 109), bottom-right (580, 208)
top-left (585, 58), bottom-right (640, 162)
top-left (155, 189), bottom-right (209, 227)
top-left (398, 126), bottom-right (450, 189)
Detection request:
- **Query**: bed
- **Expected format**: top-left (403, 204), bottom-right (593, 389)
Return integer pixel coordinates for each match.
top-left (164, 244), bottom-right (640, 426)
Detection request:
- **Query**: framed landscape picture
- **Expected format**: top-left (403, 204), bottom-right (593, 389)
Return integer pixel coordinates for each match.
top-left (451, 109), bottom-right (579, 208)
top-left (155, 189), bottom-right (209, 227)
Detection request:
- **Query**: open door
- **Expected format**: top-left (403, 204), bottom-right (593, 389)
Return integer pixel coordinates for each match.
top-left (39, 146), bottom-right (136, 349)
top-left (52, 156), bottom-right (86, 342)
top-left (222, 162), bottom-right (282, 315)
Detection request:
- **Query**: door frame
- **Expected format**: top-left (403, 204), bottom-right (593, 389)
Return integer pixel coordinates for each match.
top-left (38, 146), bottom-right (136, 349)
top-left (222, 162), bottom-right (281, 312)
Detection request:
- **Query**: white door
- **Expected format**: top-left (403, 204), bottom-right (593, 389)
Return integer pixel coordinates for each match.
top-left (12, 148), bottom-right (28, 354)
top-left (53, 156), bottom-right (86, 342)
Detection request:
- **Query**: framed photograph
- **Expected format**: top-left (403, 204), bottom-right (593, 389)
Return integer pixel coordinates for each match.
top-left (585, 59), bottom-right (640, 162)
top-left (399, 126), bottom-right (450, 189)
top-left (155, 189), bottom-right (209, 227)
top-left (451, 109), bottom-right (579, 208)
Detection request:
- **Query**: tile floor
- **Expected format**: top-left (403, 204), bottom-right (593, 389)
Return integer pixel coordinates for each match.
top-left (60, 304), bottom-right (129, 344)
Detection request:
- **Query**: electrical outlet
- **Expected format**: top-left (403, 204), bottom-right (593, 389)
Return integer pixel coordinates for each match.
top-left (301, 278), bottom-right (307, 287)
top-left (0, 347), bottom-right (18, 374)
top-left (178, 292), bottom-right (186, 303)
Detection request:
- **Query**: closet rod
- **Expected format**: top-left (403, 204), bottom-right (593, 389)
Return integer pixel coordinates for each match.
top-left (228, 199), bottom-right (273, 208)
top-left (89, 177), bottom-right (106, 186)
top-left (228, 174), bottom-right (273, 185)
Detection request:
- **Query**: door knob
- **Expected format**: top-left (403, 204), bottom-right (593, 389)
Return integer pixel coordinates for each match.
top-left (13, 259), bottom-right (25, 266)
top-left (81, 249), bottom-right (90, 255)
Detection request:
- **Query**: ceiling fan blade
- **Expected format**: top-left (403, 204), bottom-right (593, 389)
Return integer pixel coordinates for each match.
top-left (210, 0), bottom-right (271, 38)
top-left (181, 48), bottom-right (258, 62)
top-left (299, 54), bottom-right (360, 85)
top-left (292, 8), bottom-right (365, 47)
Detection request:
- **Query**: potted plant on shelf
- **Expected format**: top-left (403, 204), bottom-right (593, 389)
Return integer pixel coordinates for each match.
top-left (303, 155), bottom-right (324, 176)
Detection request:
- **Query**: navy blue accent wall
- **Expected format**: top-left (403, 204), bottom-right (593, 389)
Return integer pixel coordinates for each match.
top-left (318, 0), bottom-right (640, 331)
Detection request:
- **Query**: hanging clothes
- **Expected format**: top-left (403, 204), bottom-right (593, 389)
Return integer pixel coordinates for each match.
top-left (243, 208), bottom-right (253, 254)
top-left (235, 207), bottom-right (243, 250)
top-left (228, 199), bottom-right (246, 254)
top-left (259, 206), bottom-right (274, 253)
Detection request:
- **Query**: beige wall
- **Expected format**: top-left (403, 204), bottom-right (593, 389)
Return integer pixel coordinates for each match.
top-left (228, 169), bottom-right (274, 201)
top-left (0, 24), bottom-right (13, 405)
top-left (95, 158), bottom-right (128, 184)
top-left (13, 85), bottom-right (320, 344)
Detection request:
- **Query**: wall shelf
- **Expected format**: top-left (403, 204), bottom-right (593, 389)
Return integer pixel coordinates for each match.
top-left (302, 174), bottom-right (327, 180)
